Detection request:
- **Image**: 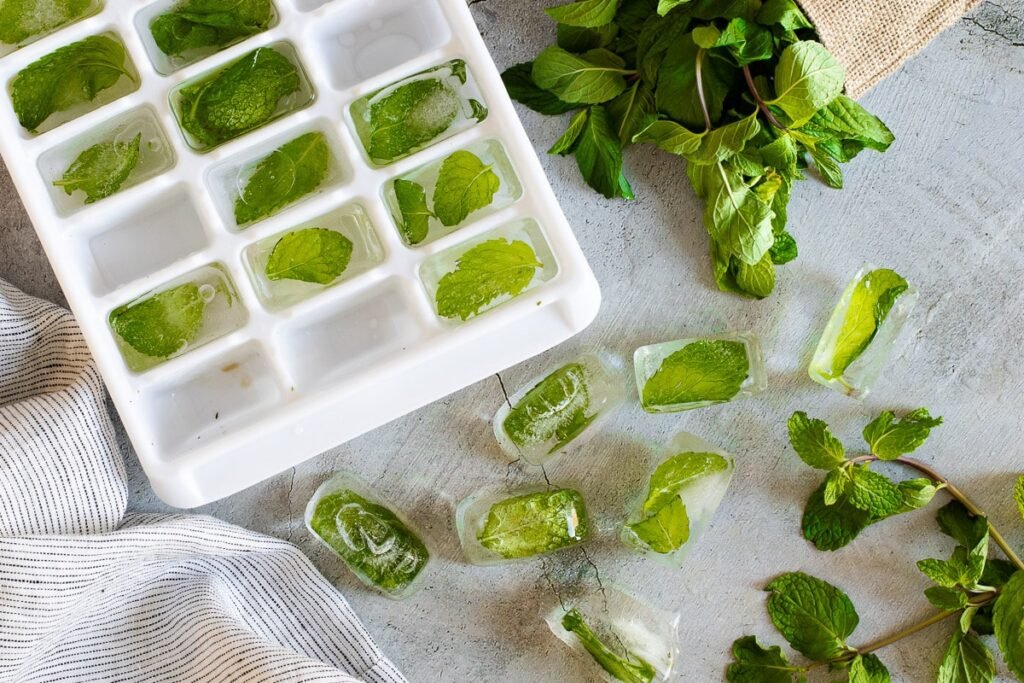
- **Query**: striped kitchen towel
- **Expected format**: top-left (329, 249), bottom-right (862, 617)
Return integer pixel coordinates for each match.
top-left (0, 279), bottom-right (407, 683)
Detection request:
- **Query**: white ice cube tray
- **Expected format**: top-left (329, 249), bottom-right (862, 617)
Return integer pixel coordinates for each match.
top-left (0, 0), bottom-right (600, 507)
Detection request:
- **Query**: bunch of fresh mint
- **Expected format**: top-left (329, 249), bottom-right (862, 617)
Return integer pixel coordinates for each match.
top-left (502, 0), bottom-right (894, 299)
top-left (728, 409), bottom-right (1024, 682)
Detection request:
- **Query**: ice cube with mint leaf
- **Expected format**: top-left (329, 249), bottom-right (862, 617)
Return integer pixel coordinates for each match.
top-left (305, 472), bottom-right (430, 600)
top-left (622, 432), bottom-right (735, 566)
top-left (809, 264), bottom-right (918, 398)
top-left (108, 264), bottom-right (246, 372)
top-left (0, 0), bottom-right (101, 55)
top-left (494, 352), bottom-right (627, 466)
top-left (456, 486), bottom-right (589, 565)
top-left (149, 0), bottom-right (276, 72)
top-left (350, 59), bottom-right (488, 165)
top-left (544, 586), bottom-right (680, 683)
top-left (634, 332), bottom-right (766, 413)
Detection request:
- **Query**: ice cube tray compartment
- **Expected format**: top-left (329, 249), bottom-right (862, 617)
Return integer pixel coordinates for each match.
top-left (0, 0), bottom-right (601, 507)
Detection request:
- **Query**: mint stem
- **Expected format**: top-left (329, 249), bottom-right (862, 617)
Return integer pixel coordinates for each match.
top-left (742, 65), bottom-right (786, 132)
top-left (853, 454), bottom-right (1024, 572)
top-left (695, 48), bottom-right (713, 132)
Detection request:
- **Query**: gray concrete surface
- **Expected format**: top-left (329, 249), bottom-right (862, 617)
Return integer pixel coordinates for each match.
top-left (3, 1), bottom-right (1024, 680)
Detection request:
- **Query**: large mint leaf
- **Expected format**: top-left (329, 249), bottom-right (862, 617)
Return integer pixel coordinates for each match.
top-left (635, 115), bottom-right (759, 165)
top-left (53, 133), bottom-right (141, 204)
top-left (545, 0), bottom-right (618, 27)
top-left (501, 62), bottom-right (578, 115)
top-left (532, 46), bottom-right (631, 104)
top-left (862, 408), bottom-right (943, 460)
top-left (573, 106), bottom-right (634, 199)
top-left (725, 636), bottom-right (800, 683)
top-left (641, 451), bottom-right (730, 514)
top-left (771, 41), bottom-right (845, 125)
top-left (110, 283), bottom-right (205, 359)
top-left (151, 0), bottom-right (273, 58)
top-left (938, 629), bottom-right (996, 683)
top-left (787, 411), bottom-right (846, 470)
top-left (702, 163), bottom-right (775, 265)
top-left (265, 228), bottom-right (353, 285)
top-left (994, 571), bottom-right (1024, 679)
top-left (765, 572), bottom-right (858, 661)
top-left (477, 489), bottom-right (589, 559)
top-left (367, 72), bottom-right (463, 163)
top-left (847, 466), bottom-right (904, 517)
top-left (655, 34), bottom-right (734, 128)
top-left (502, 362), bottom-right (594, 453)
top-left (828, 268), bottom-right (909, 378)
top-left (234, 131), bottom-right (330, 225)
top-left (435, 239), bottom-right (541, 321)
top-left (0, 0), bottom-right (92, 46)
top-left (642, 339), bottom-right (748, 408)
top-left (432, 151), bottom-right (500, 227)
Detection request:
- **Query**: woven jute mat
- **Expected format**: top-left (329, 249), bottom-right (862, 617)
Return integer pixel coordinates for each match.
top-left (800, 0), bottom-right (982, 97)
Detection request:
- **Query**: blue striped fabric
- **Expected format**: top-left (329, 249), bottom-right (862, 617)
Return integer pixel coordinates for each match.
top-left (0, 280), bottom-right (407, 683)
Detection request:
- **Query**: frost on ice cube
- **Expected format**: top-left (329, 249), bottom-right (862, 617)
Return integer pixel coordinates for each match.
top-left (350, 59), bottom-right (488, 165)
top-left (108, 263), bottom-right (247, 373)
top-left (306, 472), bottom-right (430, 599)
top-left (493, 352), bottom-right (627, 466)
top-left (621, 432), bottom-right (735, 567)
top-left (545, 586), bottom-right (680, 683)
top-left (456, 486), bottom-right (589, 565)
top-left (809, 264), bottom-right (918, 399)
top-left (634, 332), bottom-right (766, 413)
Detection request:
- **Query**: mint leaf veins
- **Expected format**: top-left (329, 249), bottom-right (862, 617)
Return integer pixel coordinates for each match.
top-left (432, 150), bottom-right (500, 227)
top-left (53, 132), bottom-right (141, 204)
top-left (151, 0), bottom-right (274, 58)
top-left (265, 228), bottom-right (353, 285)
top-left (641, 339), bottom-right (749, 411)
top-left (109, 282), bottom-right (205, 360)
top-left (477, 489), bottom-right (589, 559)
top-left (393, 179), bottom-right (432, 246)
top-left (234, 131), bottom-right (331, 226)
top-left (435, 238), bottom-right (541, 321)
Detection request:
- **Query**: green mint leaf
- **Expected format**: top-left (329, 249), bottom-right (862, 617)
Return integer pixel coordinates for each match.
top-left (642, 339), bottom-right (748, 409)
top-left (501, 62), bottom-right (578, 115)
top-left (179, 46), bottom-right (299, 148)
top-left (1015, 476), bottom-right (1024, 522)
top-left (503, 362), bottom-right (594, 453)
top-left (802, 482), bottom-right (872, 551)
top-left (786, 411), bottom-right (846, 470)
top-left (925, 586), bottom-right (970, 611)
top-left (627, 497), bottom-right (690, 553)
top-left (478, 489), bottom-right (589, 559)
top-left (765, 572), bottom-right (858, 661)
top-left (641, 451), bottom-right (730, 514)
top-left (770, 41), bottom-right (845, 126)
top-left (53, 132), bottom-right (141, 204)
top-left (367, 74), bottom-right (462, 163)
top-left (264, 228), bottom-right (353, 285)
top-left (656, 35), bottom-right (735, 128)
top-left (432, 151), bottom-right (500, 227)
top-left (435, 238), bottom-right (541, 321)
top-left (806, 142), bottom-right (844, 189)
top-left (393, 179), bottom-right (432, 245)
top-left (109, 283), bottom-right (205, 359)
top-left (827, 268), bottom-right (909, 379)
top-left (561, 608), bottom-right (657, 683)
top-left (849, 654), bottom-right (891, 683)
top-left (804, 95), bottom-right (894, 154)
top-left (695, 18), bottom-right (773, 66)
top-left (756, 0), bottom-right (812, 30)
top-left (532, 46), bottom-right (631, 104)
top-left (636, 9), bottom-right (693, 84)
top-left (636, 115), bottom-right (760, 166)
top-left (847, 466), bottom-right (904, 517)
top-left (725, 636), bottom-right (801, 683)
top-left (309, 487), bottom-right (428, 596)
top-left (769, 231), bottom-right (798, 265)
top-left (549, 108), bottom-right (591, 155)
top-left (938, 628), bottom-right (997, 683)
top-left (994, 571), bottom-right (1024, 679)
top-left (895, 477), bottom-right (941, 513)
top-left (607, 81), bottom-right (655, 146)
top-left (545, 0), bottom-right (618, 28)
top-left (702, 162), bottom-right (775, 265)
top-left (917, 541), bottom-right (988, 591)
top-left (937, 501), bottom-right (989, 551)
top-left (11, 35), bottom-right (132, 132)
top-left (657, 0), bottom-right (692, 16)
top-left (862, 408), bottom-right (943, 460)
top-left (150, 0), bottom-right (273, 58)
top-left (234, 131), bottom-right (330, 226)
top-left (734, 252), bottom-right (776, 299)
top-left (573, 106), bottom-right (635, 199)
top-left (0, 0), bottom-right (92, 46)
top-left (557, 21), bottom-right (619, 53)
top-left (823, 468), bottom-right (850, 505)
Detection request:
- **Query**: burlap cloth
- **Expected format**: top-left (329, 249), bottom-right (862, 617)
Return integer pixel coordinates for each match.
top-left (800, 0), bottom-right (982, 97)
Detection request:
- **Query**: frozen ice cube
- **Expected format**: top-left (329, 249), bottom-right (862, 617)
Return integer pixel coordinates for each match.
top-left (456, 486), bottom-right (589, 565)
top-left (809, 264), bottom-right (918, 399)
top-left (633, 332), bottom-right (765, 413)
top-left (350, 59), bottom-right (488, 166)
top-left (544, 586), bottom-right (680, 683)
top-left (621, 432), bottom-right (735, 567)
top-left (108, 263), bottom-right (247, 373)
top-left (306, 472), bottom-right (430, 599)
top-left (493, 351), bottom-right (628, 466)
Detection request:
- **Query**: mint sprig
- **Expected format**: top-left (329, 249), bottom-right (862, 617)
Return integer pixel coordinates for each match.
top-left (502, 1), bottom-right (893, 299)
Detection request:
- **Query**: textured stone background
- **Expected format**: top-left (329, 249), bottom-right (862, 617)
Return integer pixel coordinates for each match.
top-left (2, 1), bottom-right (1024, 680)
